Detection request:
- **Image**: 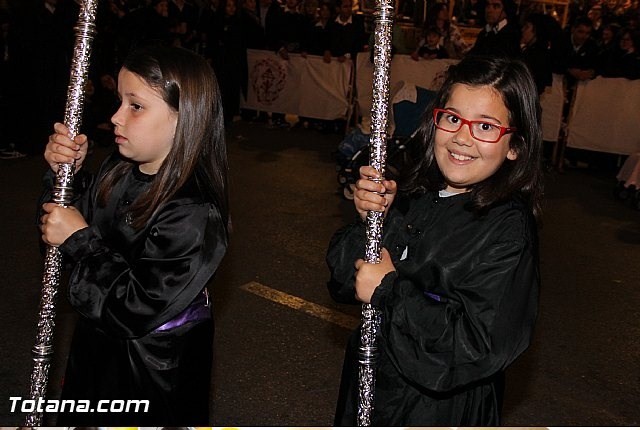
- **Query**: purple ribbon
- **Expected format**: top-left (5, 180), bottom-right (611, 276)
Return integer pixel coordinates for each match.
top-left (154, 290), bottom-right (211, 332)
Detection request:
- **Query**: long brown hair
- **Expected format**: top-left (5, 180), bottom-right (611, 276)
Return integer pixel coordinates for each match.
top-left (97, 45), bottom-right (229, 234)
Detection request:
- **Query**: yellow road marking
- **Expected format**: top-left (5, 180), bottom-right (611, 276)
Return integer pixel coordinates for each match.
top-left (240, 281), bottom-right (359, 330)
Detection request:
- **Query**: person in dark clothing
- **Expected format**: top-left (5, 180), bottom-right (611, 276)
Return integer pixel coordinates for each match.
top-left (459, 0), bottom-right (485, 26)
top-left (40, 45), bottom-right (229, 426)
top-left (325, 0), bottom-right (367, 61)
top-left (468, 0), bottom-right (520, 58)
top-left (167, 0), bottom-right (199, 50)
top-left (303, 1), bottom-right (333, 57)
top-left (240, 0), bottom-right (266, 50)
top-left (415, 26), bottom-right (449, 59)
top-left (119, 0), bottom-right (174, 56)
top-left (327, 55), bottom-right (542, 426)
top-left (595, 22), bottom-right (621, 71)
top-left (4, 0), bottom-right (77, 156)
top-left (208, 0), bottom-right (246, 126)
top-left (599, 27), bottom-right (640, 80)
top-left (273, 0), bottom-right (307, 58)
top-left (257, 0), bottom-right (283, 51)
top-left (557, 16), bottom-right (598, 84)
top-left (553, 17), bottom-right (599, 170)
top-left (519, 13), bottom-right (555, 94)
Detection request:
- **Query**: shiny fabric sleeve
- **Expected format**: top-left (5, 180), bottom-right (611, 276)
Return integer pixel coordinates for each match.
top-left (59, 200), bottom-right (228, 338)
top-left (377, 210), bottom-right (539, 393)
top-left (326, 220), bottom-right (367, 305)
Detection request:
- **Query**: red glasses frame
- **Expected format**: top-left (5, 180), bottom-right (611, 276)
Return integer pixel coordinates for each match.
top-left (433, 108), bottom-right (516, 143)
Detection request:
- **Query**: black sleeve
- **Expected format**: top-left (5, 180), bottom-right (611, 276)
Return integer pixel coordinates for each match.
top-left (326, 220), bottom-right (367, 304)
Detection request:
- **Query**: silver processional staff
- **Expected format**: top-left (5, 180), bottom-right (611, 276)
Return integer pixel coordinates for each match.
top-left (26, 0), bottom-right (99, 426)
top-left (358, 0), bottom-right (394, 426)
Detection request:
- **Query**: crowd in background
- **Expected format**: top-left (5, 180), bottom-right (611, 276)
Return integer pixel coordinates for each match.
top-left (0, 0), bottom-right (639, 159)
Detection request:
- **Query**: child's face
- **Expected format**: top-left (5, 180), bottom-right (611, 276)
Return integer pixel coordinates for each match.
top-left (620, 32), bottom-right (634, 52)
top-left (434, 84), bottom-right (517, 194)
top-left (520, 21), bottom-right (536, 45)
top-left (319, 4), bottom-right (331, 19)
top-left (111, 68), bottom-right (178, 174)
top-left (339, 0), bottom-right (353, 20)
top-left (484, 0), bottom-right (506, 25)
top-left (226, 0), bottom-right (237, 15)
top-left (426, 32), bottom-right (440, 47)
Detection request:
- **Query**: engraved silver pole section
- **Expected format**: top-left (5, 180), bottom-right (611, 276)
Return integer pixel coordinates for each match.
top-left (25, 0), bottom-right (99, 426)
top-left (357, 0), bottom-right (394, 426)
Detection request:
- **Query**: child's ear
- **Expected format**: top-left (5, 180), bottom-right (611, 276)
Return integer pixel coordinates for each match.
top-left (506, 147), bottom-right (518, 160)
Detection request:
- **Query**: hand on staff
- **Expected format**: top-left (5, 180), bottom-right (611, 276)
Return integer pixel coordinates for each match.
top-left (40, 203), bottom-right (88, 247)
top-left (44, 122), bottom-right (89, 173)
top-left (354, 165), bottom-right (397, 221)
top-left (354, 248), bottom-right (395, 303)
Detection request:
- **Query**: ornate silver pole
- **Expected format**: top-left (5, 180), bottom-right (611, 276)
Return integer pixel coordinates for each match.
top-left (358, 0), bottom-right (394, 426)
top-left (25, 0), bottom-right (99, 426)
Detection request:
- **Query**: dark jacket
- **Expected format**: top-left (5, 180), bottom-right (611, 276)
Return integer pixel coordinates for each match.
top-left (41, 153), bottom-right (228, 425)
top-left (468, 20), bottom-right (521, 58)
top-left (326, 15), bottom-right (367, 58)
top-left (599, 48), bottom-right (640, 80)
top-left (327, 191), bottom-right (539, 425)
top-left (520, 41), bottom-right (553, 94)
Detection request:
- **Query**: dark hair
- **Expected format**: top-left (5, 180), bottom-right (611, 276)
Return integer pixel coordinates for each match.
top-left (426, 3), bottom-right (451, 33)
top-left (97, 45), bottom-right (229, 234)
top-left (621, 27), bottom-right (640, 50)
top-left (500, 0), bottom-right (517, 20)
top-left (401, 55), bottom-right (544, 220)
top-left (573, 15), bottom-right (594, 30)
top-left (523, 12), bottom-right (562, 48)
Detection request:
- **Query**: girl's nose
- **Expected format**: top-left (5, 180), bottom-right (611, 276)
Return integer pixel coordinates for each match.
top-left (111, 106), bottom-right (123, 127)
top-left (453, 123), bottom-right (474, 146)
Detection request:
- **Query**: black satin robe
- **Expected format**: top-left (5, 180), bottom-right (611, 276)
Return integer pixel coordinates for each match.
top-left (327, 191), bottom-right (539, 426)
top-left (41, 153), bottom-right (228, 425)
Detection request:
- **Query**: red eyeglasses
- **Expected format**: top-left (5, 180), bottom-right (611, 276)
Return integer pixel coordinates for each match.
top-left (433, 108), bottom-right (516, 143)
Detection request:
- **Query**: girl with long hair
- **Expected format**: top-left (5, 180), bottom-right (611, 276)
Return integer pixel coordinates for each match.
top-left (40, 45), bottom-right (229, 425)
top-left (328, 55), bottom-right (543, 425)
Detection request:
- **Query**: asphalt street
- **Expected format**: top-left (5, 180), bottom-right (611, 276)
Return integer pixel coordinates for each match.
top-left (0, 120), bottom-right (639, 426)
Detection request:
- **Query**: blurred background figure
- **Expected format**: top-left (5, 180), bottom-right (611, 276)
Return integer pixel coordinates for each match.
top-left (467, 0), bottom-right (520, 58)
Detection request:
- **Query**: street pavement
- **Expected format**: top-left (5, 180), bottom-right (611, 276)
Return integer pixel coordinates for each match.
top-left (0, 120), bottom-right (638, 426)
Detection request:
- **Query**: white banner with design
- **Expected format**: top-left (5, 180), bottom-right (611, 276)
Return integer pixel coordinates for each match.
top-left (567, 76), bottom-right (640, 155)
top-left (242, 49), bottom-right (353, 120)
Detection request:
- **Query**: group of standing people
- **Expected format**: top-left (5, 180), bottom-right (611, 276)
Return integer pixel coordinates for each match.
top-left (408, 0), bottom-right (640, 90)
top-left (0, 0), bottom-right (370, 157)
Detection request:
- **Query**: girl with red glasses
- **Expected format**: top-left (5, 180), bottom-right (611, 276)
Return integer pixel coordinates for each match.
top-left (327, 55), bottom-right (543, 425)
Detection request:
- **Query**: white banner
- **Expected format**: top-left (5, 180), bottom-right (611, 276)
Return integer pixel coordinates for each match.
top-left (567, 76), bottom-right (640, 155)
top-left (242, 49), bottom-right (352, 120)
top-left (540, 73), bottom-right (564, 143)
top-left (355, 54), bottom-right (457, 117)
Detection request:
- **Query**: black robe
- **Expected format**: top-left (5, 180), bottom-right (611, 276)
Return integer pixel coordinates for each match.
top-left (41, 153), bottom-right (228, 425)
top-left (327, 191), bottom-right (539, 425)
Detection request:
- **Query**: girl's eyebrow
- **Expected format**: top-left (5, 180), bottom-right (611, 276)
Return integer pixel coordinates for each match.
top-left (443, 107), bottom-right (504, 124)
top-left (123, 91), bottom-right (144, 99)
